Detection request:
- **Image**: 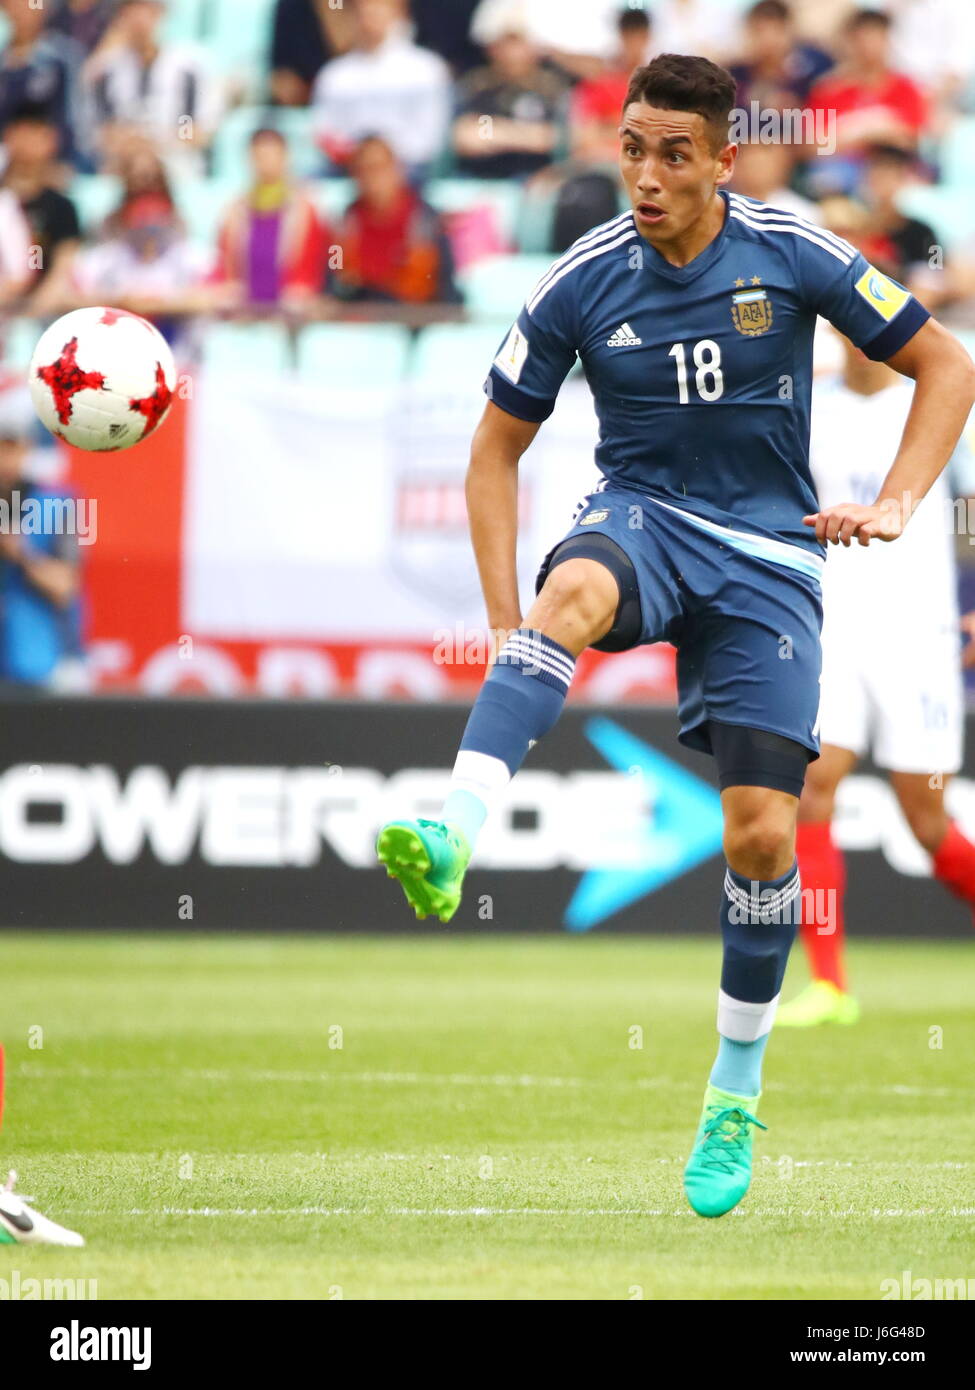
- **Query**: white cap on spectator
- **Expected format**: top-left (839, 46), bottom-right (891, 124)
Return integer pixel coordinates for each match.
top-left (471, 0), bottom-right (534, 45)
top-left (0, 381), bottom-right (35, 442)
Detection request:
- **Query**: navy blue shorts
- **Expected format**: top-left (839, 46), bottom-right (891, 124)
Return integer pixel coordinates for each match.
top-left (536, 484), bottom-right (824, 758)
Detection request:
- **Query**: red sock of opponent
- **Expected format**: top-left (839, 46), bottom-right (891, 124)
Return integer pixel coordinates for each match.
top-left (932, 821), bottom-right (975, 910)
top-left (796, 821), bottom-right (847, 991)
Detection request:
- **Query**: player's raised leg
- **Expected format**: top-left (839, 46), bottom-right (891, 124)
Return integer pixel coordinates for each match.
top-left (376, 557), bottom-right (619, 921)
top-left (778, 743), bottom-right (861, 1028)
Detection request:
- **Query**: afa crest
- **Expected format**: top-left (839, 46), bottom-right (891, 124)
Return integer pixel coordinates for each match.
top-left (731, 277), bottom-right (773, 337)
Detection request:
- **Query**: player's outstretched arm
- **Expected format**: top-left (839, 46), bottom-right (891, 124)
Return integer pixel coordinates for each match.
top-left (467, 400), bottom-right (542, 655)
top-left (804, 319), bottom-right (975, 546)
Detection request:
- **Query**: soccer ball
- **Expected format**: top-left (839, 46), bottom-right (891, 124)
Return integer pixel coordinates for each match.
top-left (28, 306), bottom-right (176, 452)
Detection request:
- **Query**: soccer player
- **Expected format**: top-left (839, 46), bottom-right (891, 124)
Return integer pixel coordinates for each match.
top-left (377, 54), bottom-right (975, 1217)
top-left (778, 332), bottom-right (975, 1028)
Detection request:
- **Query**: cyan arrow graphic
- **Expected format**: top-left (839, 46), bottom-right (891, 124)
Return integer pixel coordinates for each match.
top-left (564, 716), bottom-right (724, 932)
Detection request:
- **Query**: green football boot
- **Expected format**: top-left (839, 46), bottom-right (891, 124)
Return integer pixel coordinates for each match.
top-left (376, 819), bottom-right (471, 923)
top-left (776, 980), bottom-right (860, 1028)
top-left (683, 1083), bottom-right (767, 1218)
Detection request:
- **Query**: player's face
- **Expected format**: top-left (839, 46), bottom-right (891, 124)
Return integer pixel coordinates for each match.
top-left (618, 103), bottom-right (734, 245)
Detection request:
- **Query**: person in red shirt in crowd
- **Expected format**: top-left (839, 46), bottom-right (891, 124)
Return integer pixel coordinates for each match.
top-left (808, 8), bottom-right (927, 160)
top-left (331, 135), bottom-right (461, 304)
top-left (215, 127), bottom-right (329, 309)
top-left (570, 6), bottom-right (653, 165)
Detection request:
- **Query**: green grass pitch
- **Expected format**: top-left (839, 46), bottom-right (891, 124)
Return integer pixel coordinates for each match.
top-left (2, 932), bottom-right (973, 1300)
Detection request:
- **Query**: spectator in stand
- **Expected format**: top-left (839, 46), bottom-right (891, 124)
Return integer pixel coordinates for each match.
top-left (68, 184), bottom-right (215, 357)
top-left (410, 0), bottom-right (483, 77)
top-left (858, 142), bottom-right (946, 307)
top-left (569, 7), bottom-right (653, 166)
top-left (84, 0), bottom-right (222, 175)
top-left (807, 9), bottom-right (928, 172)
top-left (648, 0), bottom-right (742, 62)
top-left (269, 0), bottom-right (355, 108)
top-left (1, 105), bottom-right (82, 313)
top-left (453, 6), bottom-right (567, 180)
top-left (311, 0), bottom-right (451, 182)
top-left (730, 140), bottom-right (822, 221)
top-left (729, 1), bottom-right (834, 113)
top-left (787, 0), bottom-right (856, 48)
top-left (214, 128), bottom-right (329, 309)
top-left (331, 135), bottom-right (461, 304)
top-left (50, 0), bottom-right (121, 55)
top-left (102, 134), bottom-right (174, 222)
top-left (0, 382), bottom-right (83, 690)
top-left (0, 186), bottom-right (33, 311)
top-left (470, 0), bottom-right (624, 82)
top-left (0, 0), bottom-right (85, 167)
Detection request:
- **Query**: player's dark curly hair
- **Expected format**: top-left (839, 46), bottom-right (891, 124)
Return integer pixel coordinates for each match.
top-left (623, 54), bottom-right (737, 153)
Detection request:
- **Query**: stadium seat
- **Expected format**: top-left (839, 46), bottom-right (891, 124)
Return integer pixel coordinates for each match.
top-left (201, 321), bottom-right (292, 373)
top-left (306, 179), bottom-right (355, 226)
top-left (410, 324), bottom-right (506, 387)
top-left (896, 185), bottom-right (975, 251)
top-left (427, 180), bottom-right (521, 246)
top-left (457, 254), bottom-right (552, 321)
top-left (940, 116), bottom-right (975, 190)
top-left (160, 0), bottom-right (205, 43)
top-left (513, 182), bottom-right (558, 254)
top-left (68, 175), bottom-right (123, 236)
top-left (296, 323), bottom-right (410, 387)
top-left (200, 0), bottom-right (277, 81)
top-left (177, 176), bottom-right (237, 248)
top-left (211, 105), bottom-right (323, 186)
top-left (1, 317), bottom-right (40, 374)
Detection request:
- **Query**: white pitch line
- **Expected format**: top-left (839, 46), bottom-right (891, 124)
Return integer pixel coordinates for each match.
top-left (22, 1153), bottom-right (972, 1170)
top-left (56, 1206), bottom-right (975, 1219)
top-left (13, 1063), bottom-right (964, 1098)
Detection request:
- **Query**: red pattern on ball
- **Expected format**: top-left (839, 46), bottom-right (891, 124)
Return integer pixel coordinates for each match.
top-left (36, 337), bottom-right (106, 425)
top-left (100, 307), bottom-right (152, 330)
top-left (129, 362), bottom-right (173, 437)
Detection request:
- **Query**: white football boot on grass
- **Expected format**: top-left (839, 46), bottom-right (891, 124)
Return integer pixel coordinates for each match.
top-left (0, 1170), bottom-right (85, 1247)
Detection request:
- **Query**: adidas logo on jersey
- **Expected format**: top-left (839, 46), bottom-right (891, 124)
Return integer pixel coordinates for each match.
top-left (607, 322), bottom-right (642, 347)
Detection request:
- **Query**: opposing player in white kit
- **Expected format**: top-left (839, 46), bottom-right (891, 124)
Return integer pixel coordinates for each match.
top-left (780, 331), bottom-right (975, 1026)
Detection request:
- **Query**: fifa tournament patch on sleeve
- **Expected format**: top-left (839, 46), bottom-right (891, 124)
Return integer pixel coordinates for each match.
top-left (493, 325), bottom-right (529, 384)
top-left (854, 267), bottom-right (910, 322)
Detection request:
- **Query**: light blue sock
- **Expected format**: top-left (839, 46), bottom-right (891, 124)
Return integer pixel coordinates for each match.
top-left (710, 1033), bottom-right (770, 1099)
top-left (441, 788), bottom-right (488, 848)
top-left (711, 860), bottom-right (799, 1099)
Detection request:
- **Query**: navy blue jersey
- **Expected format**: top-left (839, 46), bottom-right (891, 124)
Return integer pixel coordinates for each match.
top-left (486, 190), bottom-right (929, 561)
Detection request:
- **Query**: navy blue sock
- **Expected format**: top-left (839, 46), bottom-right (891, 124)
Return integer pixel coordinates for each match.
top-left (711, 860), bottom-right (799, 1097)
top-left (443, 629), bottom-right (575, 849)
